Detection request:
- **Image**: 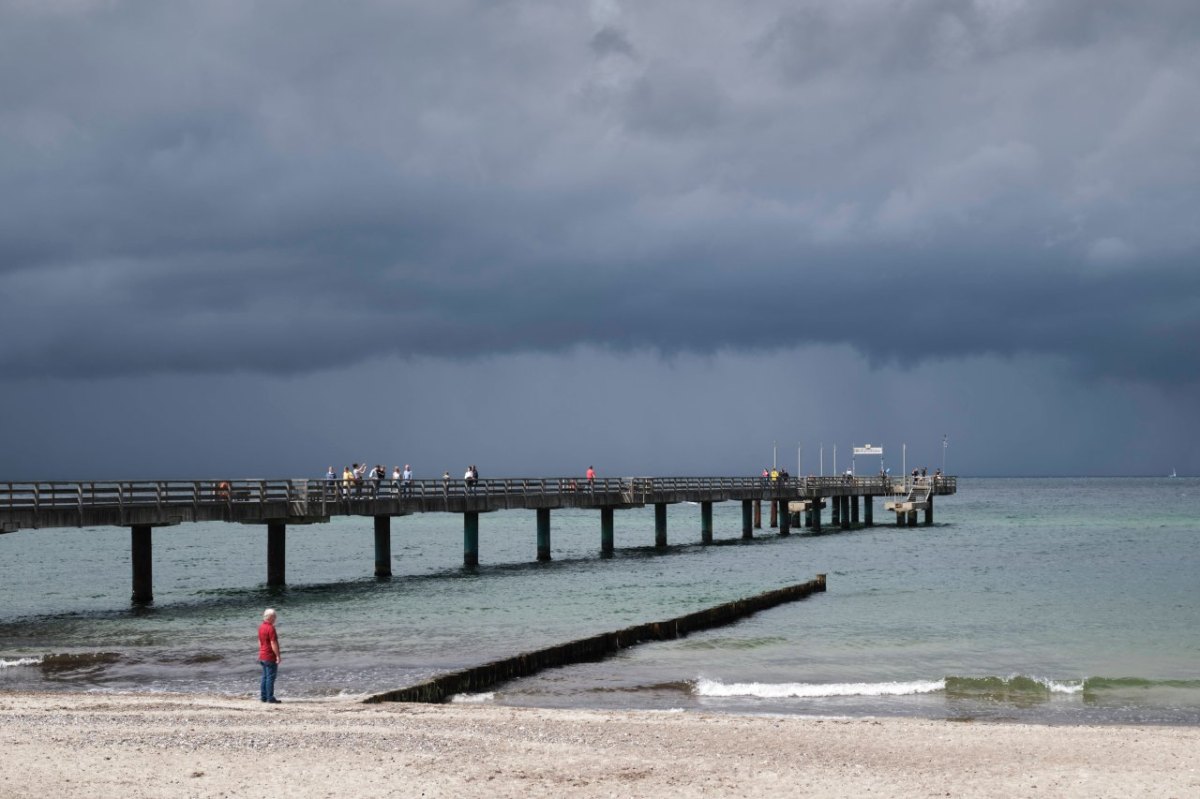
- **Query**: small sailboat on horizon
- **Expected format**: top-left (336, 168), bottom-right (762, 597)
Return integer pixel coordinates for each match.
top-left (1169, 468), bottom-right (1178, 478)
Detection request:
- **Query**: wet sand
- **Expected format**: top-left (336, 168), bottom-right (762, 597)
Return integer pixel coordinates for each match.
top-left (1, 692), bottom-right (1198, 798)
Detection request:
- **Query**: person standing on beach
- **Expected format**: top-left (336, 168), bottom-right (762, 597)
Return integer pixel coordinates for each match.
top-left (258, 608), bottom-right (281, 704)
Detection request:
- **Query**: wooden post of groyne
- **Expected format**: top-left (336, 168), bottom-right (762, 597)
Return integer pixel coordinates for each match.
top-left (364, 574), bottom-right (828, 704)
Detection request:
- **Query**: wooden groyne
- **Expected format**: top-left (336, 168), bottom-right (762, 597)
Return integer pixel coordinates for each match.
top-left (364, 574), bottom-right (827, 704)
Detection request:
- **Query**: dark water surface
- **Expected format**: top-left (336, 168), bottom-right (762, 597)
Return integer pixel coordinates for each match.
top-left (2, 478), bottom-right (1198, 724)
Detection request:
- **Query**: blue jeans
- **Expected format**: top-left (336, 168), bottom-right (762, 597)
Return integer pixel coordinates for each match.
top-left (260, 660), bottom-right (278, 701)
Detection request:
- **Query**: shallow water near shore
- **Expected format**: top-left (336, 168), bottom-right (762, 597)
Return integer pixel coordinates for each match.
top-left (2, 477), bottom-right (1198, 724)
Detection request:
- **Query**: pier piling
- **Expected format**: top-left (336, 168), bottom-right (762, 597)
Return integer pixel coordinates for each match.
top-left (654, 503), bottom-right (668, 548)
top-left (600, 507), bottom-right (614, 554)
top-left (536, 508), bottom-right (551, 561)
top-left (741, 500), bottom-right (753, 539)
top-left (267, 522), bottom-right (286, 586)
top-left (701, 501), bottom-right (713, 544)
top-left (374, 515), bottom-right (392, 577)
top-left (130, 525), bottom-right (153, 604)
top-left (464, 512), bottom-right (479, 567)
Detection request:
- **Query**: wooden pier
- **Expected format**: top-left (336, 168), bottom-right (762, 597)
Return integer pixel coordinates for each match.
top-left (0, 475), bottom-right (956, 603)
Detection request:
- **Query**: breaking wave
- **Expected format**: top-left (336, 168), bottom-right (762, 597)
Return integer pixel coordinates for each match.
top-left (1, 656), bottom-right (43, 669)
top-left (694, 675), bottom-right (1200, 702)
top-left (694, 677), bottom-right (945, 699)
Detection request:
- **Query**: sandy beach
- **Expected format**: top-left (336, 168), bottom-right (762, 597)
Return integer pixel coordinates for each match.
top-left (1, 692), bottom-right (1197, 798)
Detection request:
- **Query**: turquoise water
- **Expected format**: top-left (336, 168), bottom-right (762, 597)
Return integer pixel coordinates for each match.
top-left (2, 478), bottom-right (1198, 724)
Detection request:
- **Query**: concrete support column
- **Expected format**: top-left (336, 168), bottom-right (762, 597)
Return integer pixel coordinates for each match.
top-left (907, 510), bottom-right (918, 526)
top-left (896, 511), bottom-right (906, 527)
top-left (267, 522), bottom-right (286, 586)
top-left (840, 496), bottom-right (851, 530)
top-left (864, 497), bottom-right (874, 526)
top-left (654, 503), bottom-right (668, 548)
top-left (464, 512), bottom-right (479, 567)
top-left (924, 495), bottom-right (934, 526)
top-left (741, 500), bottom-right (754, 539)
top-left (812, 499), bottom-right (822, 531)
top-left (537, 507), bottom-right (552, 561)
top-left (769, 498), bottom-right (778, 528)
top-left (778, 500), bottom-right (790, 536)
top-left (600, 507), bottom-right (614, 554)
top-left (831, 495), bottom-right (841, 526)
top-left (804, 507), bottom-right (813, 528)
top-left (701, 501), bottom-right (713, 545)
top-left (850, 496), bottom-right (860, 525)
top-left (754, 500), bottom-right (762, 529)
top-left (373, 515), bottom-right (392, 577)
top-left (130, 525), bottom-right (153, 604)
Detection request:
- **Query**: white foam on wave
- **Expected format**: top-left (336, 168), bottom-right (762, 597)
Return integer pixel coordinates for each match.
top-left (694, 677), bottom-right (946, 699)
top-left (0, 657), bottom-right (42, 669)
top-left (450, 692), bottom-right (495, 703)
top-left (1042, 678), bottom-right (1084, 695)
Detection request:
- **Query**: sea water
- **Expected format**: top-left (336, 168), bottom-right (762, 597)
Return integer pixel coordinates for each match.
top-left (1, 478), bottom-right (1198, 724)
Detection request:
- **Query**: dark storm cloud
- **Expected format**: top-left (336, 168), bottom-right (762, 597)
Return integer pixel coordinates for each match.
top-left (2, 0), bottom-right (1198, 386)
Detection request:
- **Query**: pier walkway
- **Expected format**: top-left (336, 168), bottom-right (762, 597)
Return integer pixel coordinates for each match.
top-left (0, 475), bottom-right (956, 603)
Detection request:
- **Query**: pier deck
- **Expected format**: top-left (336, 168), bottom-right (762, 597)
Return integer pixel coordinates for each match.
top-left (0, 475), bottom-right (956, 603)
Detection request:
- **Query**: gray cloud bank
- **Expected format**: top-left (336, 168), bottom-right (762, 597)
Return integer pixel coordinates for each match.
top-left (2, 0), bottom-right (1199, 386)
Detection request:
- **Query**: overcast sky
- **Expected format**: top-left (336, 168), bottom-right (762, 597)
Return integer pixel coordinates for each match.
top-left (2, 0), bottom-right (1198, 480)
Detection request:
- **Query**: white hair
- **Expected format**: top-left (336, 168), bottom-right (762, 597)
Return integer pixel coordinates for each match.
top-left (263, 608), bottom-right (277, 620)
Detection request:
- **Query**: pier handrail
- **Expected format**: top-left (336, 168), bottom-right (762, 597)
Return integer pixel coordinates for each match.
top-left (0, 475), bottom-right (957, 527)
top-left (0, 475), bottom-right (956, 510)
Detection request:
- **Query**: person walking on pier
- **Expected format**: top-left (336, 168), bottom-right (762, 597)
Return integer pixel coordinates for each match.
top-left (258, 608), bottom-right (281, 704)
top-left (402, 464), bottom-right (413, 495)
top-left (586, 465), bottom-right (596, 491)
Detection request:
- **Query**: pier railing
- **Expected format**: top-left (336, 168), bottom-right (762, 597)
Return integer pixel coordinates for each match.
top-left (0, 475), bottom-right (956, 515)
